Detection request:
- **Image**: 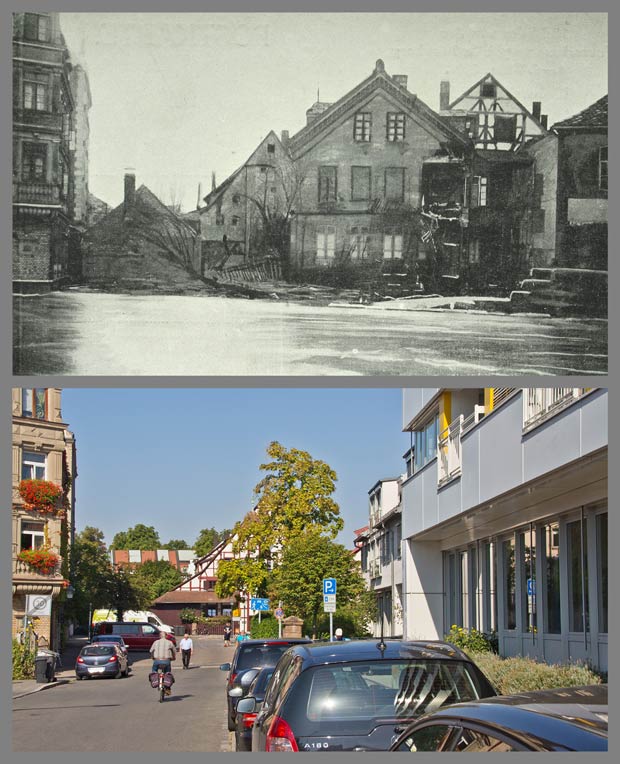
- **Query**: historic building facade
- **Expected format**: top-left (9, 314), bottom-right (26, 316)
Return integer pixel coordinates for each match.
top-left (12, 388), bottom-right (77, 651)
top-left (12, 11), bottom-right (91, 293)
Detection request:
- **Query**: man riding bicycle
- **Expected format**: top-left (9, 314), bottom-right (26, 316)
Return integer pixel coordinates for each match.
top-left (150, 632), bottom-right (176, 674)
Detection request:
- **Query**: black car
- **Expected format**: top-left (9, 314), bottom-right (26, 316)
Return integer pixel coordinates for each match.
top-left (244, 639), bottom-right (496, 752)
top-left (75, 644), bottom-right (130, 679)
top-left (235, 667), bottom-right (274, 751)
top-left (220, 638), bottom-right (311, 731)
top-left (389, 684), bottom-right (608, 752)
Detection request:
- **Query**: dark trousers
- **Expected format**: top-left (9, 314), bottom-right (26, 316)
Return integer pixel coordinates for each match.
top-left (182, 649), bottom-right (191, 668)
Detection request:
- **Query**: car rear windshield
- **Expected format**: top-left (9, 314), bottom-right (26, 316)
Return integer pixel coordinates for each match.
top-left (282, 660), bottom-right (490, 736)
top-left (82, 646), bottom-right (116, 656)
top-left (236, 644), bottom-right (296, 672)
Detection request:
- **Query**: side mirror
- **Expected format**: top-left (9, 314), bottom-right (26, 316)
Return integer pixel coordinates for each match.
top-left (219, 663), bottom-right (231, 671)
top-left (228, 686), bottom-right (243, 697)
top-left (236, 697), bottom-right (257, 714)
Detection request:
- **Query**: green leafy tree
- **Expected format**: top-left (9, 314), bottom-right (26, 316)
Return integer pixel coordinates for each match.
top-left (110, 524), bottom-right (161, 551)
top-left (162, 539), bottom-right (190, 550)
top-left (194, 527), bottom-right (231, 558)
top-left (68, 526), bottom-right (115, 625)
top-left (269, 528), bottom-right (374, 638)
top-left (216, 442), bottom-right (343, 600)
top-left (131, 559), bottom-right (184, 601)
top-left (107, 566), bottom-right (151, 621)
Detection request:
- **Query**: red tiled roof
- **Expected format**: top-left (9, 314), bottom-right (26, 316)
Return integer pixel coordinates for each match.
top-left (553, 95), bottom-right (607, 129)
top-left (153, 590), bottom-right (234, 605)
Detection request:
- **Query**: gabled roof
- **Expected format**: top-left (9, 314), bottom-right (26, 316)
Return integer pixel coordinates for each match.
top-left (289, 59), bottom-right (471, 157)
top-left (553, 95), bottom-right (607, 130)
top-left (201, 130), bottom-right (286, 212)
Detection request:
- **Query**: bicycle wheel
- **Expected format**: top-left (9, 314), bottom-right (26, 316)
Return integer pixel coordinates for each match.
top-left (159, 684), bottom-right (165, 702)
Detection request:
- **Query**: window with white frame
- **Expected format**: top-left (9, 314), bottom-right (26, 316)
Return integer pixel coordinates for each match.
top-left (24, 81), bottom-right (48, 111)
top-left (471, 176), bottom-right (488, 207)
top-left (20, 520), bottom-right (46, 551)
top-left (354, 112), bottom-right (371, 142)
top-left (316, 227), bottom-right (335, 261)
top-left (386, 112), bottom-right (405, 142)
top-left (383, 233), bottom-right (403, 259)
top-left (21, 451), bottom-right (46, 480)
top-left (599, 146), bottom-right (608, 191)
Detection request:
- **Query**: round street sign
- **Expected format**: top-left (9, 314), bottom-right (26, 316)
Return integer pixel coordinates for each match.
top-left (275, 608), bottom-right (284, 619)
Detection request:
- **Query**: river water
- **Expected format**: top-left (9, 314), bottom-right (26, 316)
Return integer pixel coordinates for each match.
top-left (13, 292), bottom-right (607, 376)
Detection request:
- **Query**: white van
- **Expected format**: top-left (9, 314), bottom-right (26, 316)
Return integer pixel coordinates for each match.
top-left (91, 609), bottom-right (173, 634)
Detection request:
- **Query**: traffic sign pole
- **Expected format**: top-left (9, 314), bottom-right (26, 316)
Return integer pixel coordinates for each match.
top-left (329, 611), bottom-right (333, 642)
top-left (278, 601), bottom-right (282, 638)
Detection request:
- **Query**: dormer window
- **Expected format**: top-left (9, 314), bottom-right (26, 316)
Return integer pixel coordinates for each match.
top-left (354, 112), bottom-right (372, 142)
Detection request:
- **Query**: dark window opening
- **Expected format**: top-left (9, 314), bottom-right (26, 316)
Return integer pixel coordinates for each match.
top-left (494, 115), bottom-right (517, 143)
top-left (22, 142), bottom-right (47, 181)
top-left (385, 167), bottom-right (405, 201)
top-left (481, 82), bottom-right (496, 98)
top-left (351, 166), bottom-right (371, 201)
top-left (318, 166), bottom-right (337, 203)
top-left (267, 143), bottom-right (275, 154)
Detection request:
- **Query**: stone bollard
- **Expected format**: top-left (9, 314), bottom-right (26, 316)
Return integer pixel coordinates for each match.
top-left (282, 616), bottom-right (304, 638)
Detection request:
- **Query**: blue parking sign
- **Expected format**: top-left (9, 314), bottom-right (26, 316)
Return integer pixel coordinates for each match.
top-left (323, 578), bottom-right (337, 595)
top-left (527, 578), bottom-right (534, 597)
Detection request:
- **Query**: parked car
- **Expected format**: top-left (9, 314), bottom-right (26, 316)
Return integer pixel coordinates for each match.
top-left (93, 621), bottom-right (176, 651)
top-left (389, 684), bottom-right (608, 752)
top-left (90, 634), bottom-right (130, 658)
top-left (242, 639), bottom-right (496, 752)
top-left (235, 667), bottom-right (275, 751)
top-left (75, 644), bottom-right (129, 679)
top-left (220, 638), bottom-right (311, 731)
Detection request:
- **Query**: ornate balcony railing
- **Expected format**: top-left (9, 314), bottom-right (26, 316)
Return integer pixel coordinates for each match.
top-left (13, 555), bottom-right (62, 578)
top-left (523, 388), bottom-right (591, 429)
top-left (13, 181), bottom-right (62, 205)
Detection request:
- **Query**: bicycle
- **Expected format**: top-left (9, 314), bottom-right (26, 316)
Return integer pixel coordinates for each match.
top-left (150, 664), bottom-right (174, 702)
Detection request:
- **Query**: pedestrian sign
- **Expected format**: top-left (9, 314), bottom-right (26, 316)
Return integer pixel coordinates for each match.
top-left (250, 598), bottom-right (270, 611)
top-left (323, 578), bottom-right (337, 595)
top-left (275, 607), bottom-right (284, 619)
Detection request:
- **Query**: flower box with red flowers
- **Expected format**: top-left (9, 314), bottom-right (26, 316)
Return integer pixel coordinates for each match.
top-left (19, 479), bottom-right (63, 514)
top-left (17, 548), bottom-right (59, 575)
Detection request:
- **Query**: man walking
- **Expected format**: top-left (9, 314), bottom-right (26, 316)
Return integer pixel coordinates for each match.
top-left (179, 630), bottom-right (193, 669)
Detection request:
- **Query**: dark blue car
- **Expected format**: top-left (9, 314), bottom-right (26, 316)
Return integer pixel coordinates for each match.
top-left (389, 684), bottom-right (608, 752)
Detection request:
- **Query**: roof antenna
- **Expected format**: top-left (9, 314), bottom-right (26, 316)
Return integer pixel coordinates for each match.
top-left (377, 603), bottom-right (386, 655)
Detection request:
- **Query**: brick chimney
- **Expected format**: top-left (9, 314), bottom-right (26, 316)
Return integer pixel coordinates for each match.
top-left (541, 114), bottom-right (548, 130)
top-left (281, 130), bottom-right (289, 148)
top-left (532, 101), bottom-right (541, 121)
top-left (440, 80), bottom-right (450, 111)
top-left (123, 171), bottom-right (136, 214)
top-left (393, 74), bottom-right (408, 89)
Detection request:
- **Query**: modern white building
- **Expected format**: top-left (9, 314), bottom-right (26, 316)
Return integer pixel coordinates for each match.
top-left (400, 387), bottom-right (607, 672)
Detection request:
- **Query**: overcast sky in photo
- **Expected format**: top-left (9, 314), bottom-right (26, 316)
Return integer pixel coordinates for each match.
top-left (62, 388), bottom-right (409, 549)
top-left (58, 12), bottom-right (608, 211)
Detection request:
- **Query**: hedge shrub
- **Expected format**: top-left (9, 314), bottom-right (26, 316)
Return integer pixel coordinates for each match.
top-left (444, 625), bottom-right (497, 653)
top-left (250, 615), bottom-right (280, 639)
top-left (469, 651), bottom-right (603, 695)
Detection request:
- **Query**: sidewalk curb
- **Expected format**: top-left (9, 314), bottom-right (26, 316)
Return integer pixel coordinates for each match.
top-left (13, 677), bottom-right (74, 700)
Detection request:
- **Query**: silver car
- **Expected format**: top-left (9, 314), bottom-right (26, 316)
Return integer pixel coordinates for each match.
top-left (76, 644), bottom-right (129, 679)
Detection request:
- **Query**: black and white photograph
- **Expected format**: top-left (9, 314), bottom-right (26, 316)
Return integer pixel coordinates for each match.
top-left (12, 11), bottom-right (608, 376)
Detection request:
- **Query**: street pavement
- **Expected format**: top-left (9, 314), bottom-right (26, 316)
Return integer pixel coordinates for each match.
top-left (13, 634), bottom-right (237, 751)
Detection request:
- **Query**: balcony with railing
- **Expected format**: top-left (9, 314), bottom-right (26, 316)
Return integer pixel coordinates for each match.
top-left (13, 554), bottom-right (62, 578)
top-left (438, 405), bottom-right (486, 486)
top-left (13, 180), bottom-right (63, 206)
top-left (523, 388), bottom-right (591, 430)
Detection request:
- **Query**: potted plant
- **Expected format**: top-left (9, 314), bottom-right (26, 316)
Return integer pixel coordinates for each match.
top-left (17, 547), bottom-right (59, 575)
top-left (19, 479), bottom-right (63, 514)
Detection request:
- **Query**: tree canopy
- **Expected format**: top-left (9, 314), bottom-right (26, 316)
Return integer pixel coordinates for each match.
top-left (269, 527), bottom-right (373, 638)
top-left (216, 442), bottom-right (342, 599)
top-left (110, 524), bottom-right (161, 550)
top-left (194, 527), bottom-right (231, 558)
top-left (162, 539), bottom-right (190, 550)
top-left (131, 559), bottom-right (184, 601)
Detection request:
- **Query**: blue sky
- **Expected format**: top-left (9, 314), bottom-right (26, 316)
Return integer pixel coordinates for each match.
top-left (62, 388), bottom-right (409, 549)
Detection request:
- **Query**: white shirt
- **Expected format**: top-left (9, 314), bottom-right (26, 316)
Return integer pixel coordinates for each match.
top-left (180, 637), bottom-right (193, 650)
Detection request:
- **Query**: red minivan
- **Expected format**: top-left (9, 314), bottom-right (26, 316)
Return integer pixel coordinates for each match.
top-left (95, 622), bottom-right (176, 651)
